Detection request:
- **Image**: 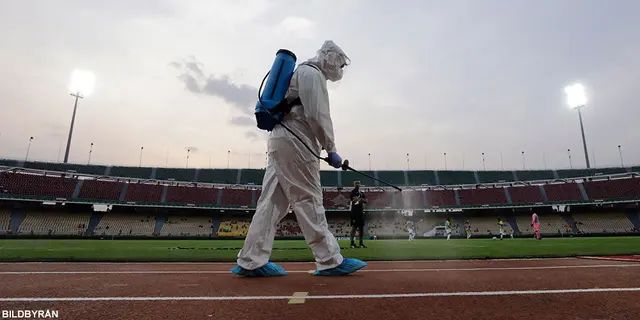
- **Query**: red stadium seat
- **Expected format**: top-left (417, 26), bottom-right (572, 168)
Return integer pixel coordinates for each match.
top-left (507, 186), bottom-right (544, 204)
top-left (457, 188), bottom-right (507, 206)
top-left (544, 183), bottom-right (583, 202)
top-left (165, 186), bottom-right (218, 205)
top-left (583, 178), bottom-right (640, 201)
top-left (124, 183), bottom-right (163, 203)
top-left (79, 180), bottom-right (123, 201)
top-left (426, 189), bottom-right (457, 206)
top-left (220, 188), bottom-right (252, 207)
top-left (0, 172), bottom-right (76, 199)
top-left (323, 191), bottom-right (351, 210)
top-left (394, 190), bottom-right (425, 209)
top-left (2, 171), bottom-right (637, 209)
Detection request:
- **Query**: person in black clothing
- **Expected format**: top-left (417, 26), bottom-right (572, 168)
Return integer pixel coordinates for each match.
top-left (349, 181), bottom-right (367, 248)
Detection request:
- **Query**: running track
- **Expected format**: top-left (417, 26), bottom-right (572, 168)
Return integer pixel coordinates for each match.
top-left (0, 258), bottom-right (639, 319)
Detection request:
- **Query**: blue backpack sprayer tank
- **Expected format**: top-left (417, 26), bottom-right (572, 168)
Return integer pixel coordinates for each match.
top-left (253, 48), bottom-right (403, 191)
top-left (254, 49), bottom-right (298, 132)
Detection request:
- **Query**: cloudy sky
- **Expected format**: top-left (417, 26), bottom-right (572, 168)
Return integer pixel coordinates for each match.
top-left (1, 0), bottom-right (639, 172)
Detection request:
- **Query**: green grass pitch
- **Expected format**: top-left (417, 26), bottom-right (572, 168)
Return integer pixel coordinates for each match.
top-left (0, 237), bottom-right (639, 262)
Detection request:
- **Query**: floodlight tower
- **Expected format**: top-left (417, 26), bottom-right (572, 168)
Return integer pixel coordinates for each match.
top-left (63, 69), bottom-right (95, 164)
top-left (564, 83), bottom-right (590, 169)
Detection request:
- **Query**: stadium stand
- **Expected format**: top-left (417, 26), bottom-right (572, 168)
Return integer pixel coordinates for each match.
top-left (165, 186), bottom-right (218, 205)
top-left (1, 160), bottom-right (639, 241)
top-left (0, 172), bottom-right (77, 199)
top-left (583, 178), bottom-right (640, 201)
top-left (463, 216), bottom-right (515, 236)
top-left (160, 216), bottom-right (212, 236)
top-left (220, 188), bottom-right (252, 207)
top-left (414, 217), bottom-right (440, 235)
top-left (323, 191), bottom-right (351, 210)
top-left (426, 189), bottom-right (457, 207)
top-left (515, 213), bottom-right (568, 236)
top-left (94, 214), bottom-right (156, 236)
top-left (507, 185), bottom-right (544, 204)
top-left (0, 205), bottom-right (636, 238)
top-left (1, 171), bottom-right (639, 210)
top-left (216, 218), bottom-right (251, 237)
top-left (212, 215), bottom-right (352, 238)
top-left (276, 218), bottom-right (302, 236)
top-left (367, 216), bottom-right (406, 237)
top-left (395, 190), bottom-right (425, 209)
top-left (457, 187), bottom-right (508, 206)
top-left (327, 217), bottom-right (351, 237)
top-left (124, 183), bottom-right (163, 203)
top-left (367, 214), bottom-right (467, 237)
top-left (17, 212), bottom-right (90, 236)
top-left (366, 191), bottom-right (394, 209)
top-left (571, 212), bottom-right (635, 234)
top-left (3, 160), bottom-right (636, 188)
top-left (0, 210), bottom-right (10, 234)
top-left (78, 180), bottom-right (123, 202)
top-left (543, 182), bottom-right (584, 202)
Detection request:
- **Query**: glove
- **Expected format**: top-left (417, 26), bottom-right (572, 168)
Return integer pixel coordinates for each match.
top-left (327, 152), bottom-right (343, 169)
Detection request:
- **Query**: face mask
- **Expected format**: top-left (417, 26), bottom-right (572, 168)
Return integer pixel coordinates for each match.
top-left (325, 68), bottom-right (343, 82)
top-left (321, 51), bottom-right (349, 82)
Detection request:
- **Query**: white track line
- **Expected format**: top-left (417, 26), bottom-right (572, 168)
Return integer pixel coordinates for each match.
top-left (0, 257), bottom-right (578, 265)
top-left (1, 287), bottom-right (639, 302)
top-left (1, 264), bottom-right (639, 275)
top-left (579, 256), bottom-right (640, 262)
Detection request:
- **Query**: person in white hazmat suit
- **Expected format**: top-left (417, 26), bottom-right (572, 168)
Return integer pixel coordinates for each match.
top-left (231, 40), bottom-right (368, 277)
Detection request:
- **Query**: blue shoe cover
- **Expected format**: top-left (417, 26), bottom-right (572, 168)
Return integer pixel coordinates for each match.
top-left (231, 262), bottom-right (288, 277)
top-left (313, 258), bottom-right (367, 276)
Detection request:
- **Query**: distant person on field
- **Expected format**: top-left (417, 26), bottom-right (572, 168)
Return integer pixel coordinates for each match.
top-left (531, 212), bottom-right (541, 240)
top-left (464, 220), bottom-right (472, 239)
top-left (406, 220), bottom-right (416, 241)
top-left (497, 217), bottom-right (506, 240)
top-left (445, 217), bottom-right (452, 240)
top-left (349, 181), bottom-right (367, 248)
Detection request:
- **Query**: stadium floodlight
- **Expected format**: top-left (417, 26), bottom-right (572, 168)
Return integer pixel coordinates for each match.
top-left (63, 69), bottom-right (96, 164)
top-left (564, 83), bottom-right (587, 109)
top-left (564, 83), bottom-right (591, 168)
top-left (443, 152), bottom-right (447, 170)
top-left (618, 145), bottom-right (624, 167)
top-left (25, 137), bottom-right (34, 161)
top-left (69, 69), bottom-right (96, 97)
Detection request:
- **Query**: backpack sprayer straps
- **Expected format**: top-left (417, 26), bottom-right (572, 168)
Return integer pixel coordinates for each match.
top-left (268, 97), bottom-right (302, 116)
top-left (268, 63), bottom-right (320, 117)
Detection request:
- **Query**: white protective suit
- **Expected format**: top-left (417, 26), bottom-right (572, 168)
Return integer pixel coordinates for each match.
top-left (237, 41), bottom-right (350, 271)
